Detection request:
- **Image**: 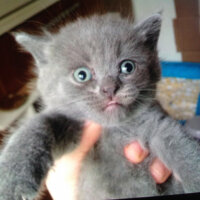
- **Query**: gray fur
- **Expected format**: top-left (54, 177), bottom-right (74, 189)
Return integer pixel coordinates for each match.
top-left (0, 14), bottom-right (200, 200)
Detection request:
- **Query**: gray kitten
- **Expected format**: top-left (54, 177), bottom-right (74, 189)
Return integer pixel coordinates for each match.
top-left (0, 13), bottom-right (200, 200)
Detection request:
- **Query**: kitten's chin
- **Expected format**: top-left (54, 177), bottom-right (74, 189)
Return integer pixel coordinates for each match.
top-left (104, 102), bottom-right (122, 112)
top-left (98, 105), bottom-right (128, 126)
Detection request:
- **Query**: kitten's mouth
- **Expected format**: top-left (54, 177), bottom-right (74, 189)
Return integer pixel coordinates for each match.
top-left (104, 100), bottom-right (122, 111)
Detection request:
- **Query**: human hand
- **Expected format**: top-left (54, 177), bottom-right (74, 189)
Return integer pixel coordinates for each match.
top-left (46, 121), bottom-right (102, 200)
top-left (46, 123), bottom-right (170, 200)
top-left (124, 141), bottom-right (172, 184)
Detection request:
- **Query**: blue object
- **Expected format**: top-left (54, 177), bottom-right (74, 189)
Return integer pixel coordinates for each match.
top-left (161, 61), bottom-right (200, 79)
top-left (160, 61), bottom-right (200, 116)
top-left (179, 120), bottom-right (186, 125)
top-left (196, 94), bottom-right (200, 116)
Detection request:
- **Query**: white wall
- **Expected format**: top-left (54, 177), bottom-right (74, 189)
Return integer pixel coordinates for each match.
top-left (132, 0), bottom-right (182, 61)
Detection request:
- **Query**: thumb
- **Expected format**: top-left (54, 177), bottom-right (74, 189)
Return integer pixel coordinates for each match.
top-left (74, 121), bottom-right (102, 157)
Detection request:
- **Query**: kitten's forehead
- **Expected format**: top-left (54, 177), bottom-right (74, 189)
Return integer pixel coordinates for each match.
top-left (53, 15), bottom-right (134, 76)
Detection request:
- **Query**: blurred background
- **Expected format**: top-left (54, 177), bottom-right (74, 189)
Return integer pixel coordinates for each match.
top-left (0, 0), bottom-right (200, 199)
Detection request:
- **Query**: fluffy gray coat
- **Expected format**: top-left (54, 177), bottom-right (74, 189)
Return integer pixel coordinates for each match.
top-left (0, 14), bottom-right (200, 200)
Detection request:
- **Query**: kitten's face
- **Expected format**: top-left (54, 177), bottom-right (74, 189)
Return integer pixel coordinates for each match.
top-left (15, 14), bottom-right (161, 125)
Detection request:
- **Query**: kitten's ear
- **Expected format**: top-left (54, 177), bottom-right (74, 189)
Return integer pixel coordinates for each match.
top-left (12, 32), bottom-right (52, 65)
top-left (134, 14), bottom-right (162, 50)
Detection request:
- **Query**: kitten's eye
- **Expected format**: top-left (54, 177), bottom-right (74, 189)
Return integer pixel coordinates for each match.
top-left (73, 67), bottom-right (92, 82)
top-left (120, 60), bottom-right (136, 75)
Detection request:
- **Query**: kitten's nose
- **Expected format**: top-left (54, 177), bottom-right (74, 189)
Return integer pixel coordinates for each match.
top-left (102, 86), bottom-right (119, 98)
top-left (100, 76), bottom-right (119, 98)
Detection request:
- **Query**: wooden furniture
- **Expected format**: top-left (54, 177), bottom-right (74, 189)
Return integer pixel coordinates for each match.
top-left (173, 0), bottom-right (200, 62)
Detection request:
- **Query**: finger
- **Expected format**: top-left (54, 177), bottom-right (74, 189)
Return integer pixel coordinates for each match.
top-left (75, 121), bottom-right (102, 156)
top-left (124, 141), bottom-right (149, 164)
top-left (46, 121), bottom-right (102, 200)
top-left (150, 158), bottom-right (172, 184)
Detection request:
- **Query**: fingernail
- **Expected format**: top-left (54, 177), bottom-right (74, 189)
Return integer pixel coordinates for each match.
top-left (124, 142), bottom-right (148, 164)
top-left (151, 167), bottom-right (164, 183)
top-left (150, 159), bottom-right (171, 184)
top-left (84, 120), bottom-right (92, 128)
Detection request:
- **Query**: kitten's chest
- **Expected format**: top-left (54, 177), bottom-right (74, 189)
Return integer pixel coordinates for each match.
top-left (95, 127), bottom-right (152, 173)
top-left (99, 125), bottom-right (151, 152)
top-left (96, 126), bottom-right (153, 167)
top-left (78, 127), bottom-right (157, 199)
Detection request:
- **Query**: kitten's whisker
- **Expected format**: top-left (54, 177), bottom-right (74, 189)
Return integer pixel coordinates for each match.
top-left (137, 95), bottom-right (157, 100)
top-left (136, 83), bottom-right (158, 89)
top-left (134, 98), bottom-right (153, 107)
top-left (54, 95), bottom-right (93, 108)
top-left (137, 93), bottom-right (157, 99)
top-left (139, 88), bottom-right (157, 92)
